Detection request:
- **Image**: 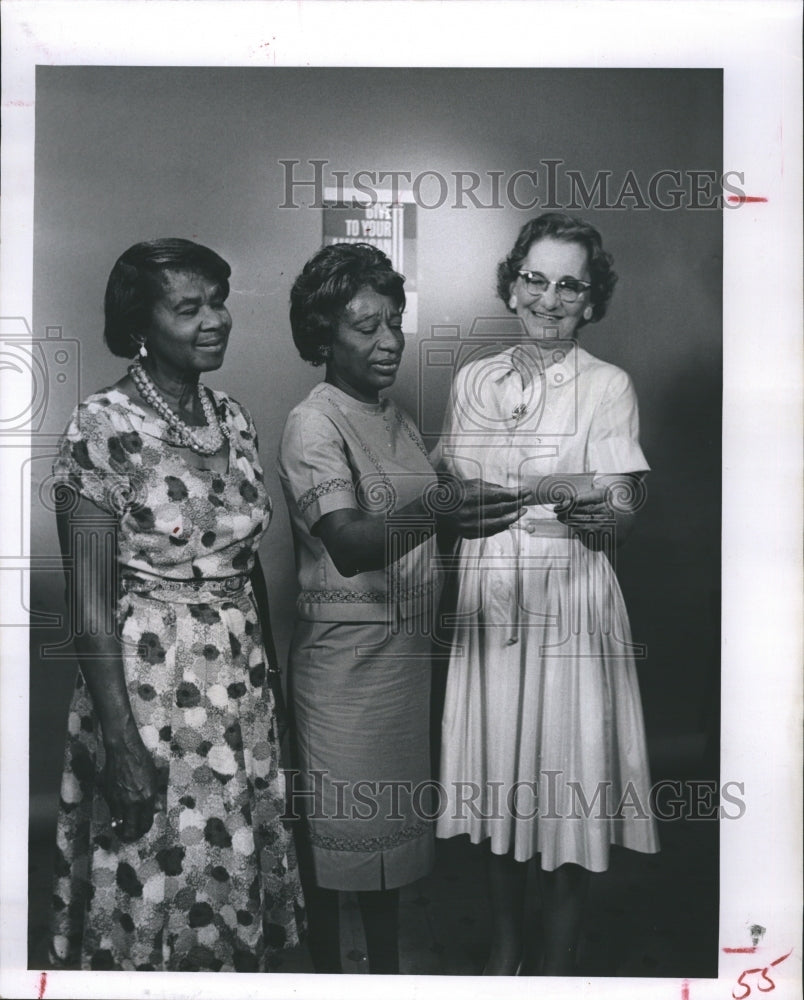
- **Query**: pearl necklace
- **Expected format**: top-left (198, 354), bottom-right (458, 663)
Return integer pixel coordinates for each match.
top-left (129, 361), bottom-right (228, 455)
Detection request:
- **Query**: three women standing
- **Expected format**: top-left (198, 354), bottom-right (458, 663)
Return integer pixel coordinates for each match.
top-left (50, 219), bottom-right (655, 976)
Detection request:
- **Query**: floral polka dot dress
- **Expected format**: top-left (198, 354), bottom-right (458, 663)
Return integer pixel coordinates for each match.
top-left (49, 387), bottom-right (305, 971)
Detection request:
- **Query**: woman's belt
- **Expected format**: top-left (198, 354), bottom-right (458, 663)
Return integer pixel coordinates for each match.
top-left (510, 518), bottom-right (572, 537)
top-left (295, 580), bottom-right (439, 623)
top-left (121, 573), bottom-right (250, 604)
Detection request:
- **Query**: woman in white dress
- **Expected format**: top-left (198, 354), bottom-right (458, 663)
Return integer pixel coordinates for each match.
top-left (435, 213), bottom-right (659, 975)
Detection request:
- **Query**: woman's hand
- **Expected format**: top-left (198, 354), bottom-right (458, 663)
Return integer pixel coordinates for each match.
top-left (554, 474), bottom-right (645, 549)
top-left (552, 486), bottom-right (617, 552)
top-left (555, 485), bottom-right (612, 523)
top-left (441, 477), bottom-right (534, 539)
top-left (103, 717), bottom-right (160, 842)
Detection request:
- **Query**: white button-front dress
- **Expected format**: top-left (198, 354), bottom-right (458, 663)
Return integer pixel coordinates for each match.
top-left (435, 342), bottom-right (659, 871)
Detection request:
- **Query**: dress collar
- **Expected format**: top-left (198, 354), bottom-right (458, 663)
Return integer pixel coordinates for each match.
top-left (493, 341), bottom-right (580, 388)
top-left (315, 381), bottom-right (388, 415)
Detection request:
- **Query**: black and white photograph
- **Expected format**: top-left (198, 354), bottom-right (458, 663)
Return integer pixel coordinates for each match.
top-left (1, 4), bottom-right (801, 1000)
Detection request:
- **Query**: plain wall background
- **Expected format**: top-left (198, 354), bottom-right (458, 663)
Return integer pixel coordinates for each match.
top-left (29, 67), bottom-right (722, 820)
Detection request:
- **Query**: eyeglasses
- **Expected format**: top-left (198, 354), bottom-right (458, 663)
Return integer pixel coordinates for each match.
top-left (517, 270), bottom-right (592, 304)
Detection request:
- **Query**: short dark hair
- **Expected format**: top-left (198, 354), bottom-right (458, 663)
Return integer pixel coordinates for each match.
top-left (289, 243), bottom-right (406, 366)
top-left (103, 238), bottom-right (231, 358)
top-left (496, 213), bottom-right (617, 325)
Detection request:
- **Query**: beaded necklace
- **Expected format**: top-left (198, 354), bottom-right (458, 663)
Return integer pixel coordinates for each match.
top-left (129, 360), bottom-right (228, 455)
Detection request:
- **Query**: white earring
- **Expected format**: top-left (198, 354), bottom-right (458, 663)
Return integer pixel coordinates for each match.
top-left (138, 341), bottom-right (148, 358)
top-left (509, 294), bottom-right (518, 310)
top-left (583, 306), bottom-right (593, 321)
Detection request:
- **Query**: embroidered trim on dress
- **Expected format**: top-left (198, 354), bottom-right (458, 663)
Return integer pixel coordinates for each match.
top-left (394, 409), bottom-right (430, 460)
top-left (308, 821), bottom-right (430, 853)
top-left (296, 478), bottom-right (354, 514)
top-left (354, 438), bottom-right (392, 492)
top-left (299, 583), bottom-right (434, 605)
top-left (299, 588), bottom-right (386, 604)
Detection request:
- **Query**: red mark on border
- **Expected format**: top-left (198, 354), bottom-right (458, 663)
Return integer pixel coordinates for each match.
top-left (769, 950), bottom-right (794, 965)
top-left (681, 979), bottom-right (690, 1000)
top-left (731, 950), bottom-right (793, 999)
top-left (38, 972), bottom-right (47, 999)
top-left (724, 946), bottom-right (758, 953)
top-left (726, 196), bottom-right (768, 204)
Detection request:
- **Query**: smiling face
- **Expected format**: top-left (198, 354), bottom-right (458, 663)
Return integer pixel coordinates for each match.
top-left (327, 286), bottom-right (404, 403)
top-left (144, 270), bottom-right (232, 380)
top-left (512, 237), bottom-right (591, 342)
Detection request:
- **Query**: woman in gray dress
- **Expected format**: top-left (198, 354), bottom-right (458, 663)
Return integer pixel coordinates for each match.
top-left (278, 242), bottom-right (531, 973)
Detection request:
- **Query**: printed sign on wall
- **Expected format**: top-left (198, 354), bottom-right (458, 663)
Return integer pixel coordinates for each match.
top-left (323, 188), bottom-right (418, 332)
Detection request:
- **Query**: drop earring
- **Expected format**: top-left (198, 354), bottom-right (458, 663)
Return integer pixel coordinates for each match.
top-left (583, 306), bottom-right (593, 321)
top-left (138, 340), bottom-right (148, 358)
top-left (509, 294), bottom-right (518, 310)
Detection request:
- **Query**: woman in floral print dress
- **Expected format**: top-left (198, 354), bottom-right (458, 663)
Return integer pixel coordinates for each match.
top-left (49, 239), bottom-right (304, 971)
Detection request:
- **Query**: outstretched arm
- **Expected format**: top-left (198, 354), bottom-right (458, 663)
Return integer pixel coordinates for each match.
top-left (314, 477), bottom-right (534, 578)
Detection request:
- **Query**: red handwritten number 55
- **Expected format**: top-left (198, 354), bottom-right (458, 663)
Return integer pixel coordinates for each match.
top-left (732, 950), bottom-right (793, 999)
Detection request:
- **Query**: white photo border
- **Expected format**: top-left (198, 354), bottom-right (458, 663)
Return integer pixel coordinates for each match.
top-left (1, 2), bottom-right (801, 999)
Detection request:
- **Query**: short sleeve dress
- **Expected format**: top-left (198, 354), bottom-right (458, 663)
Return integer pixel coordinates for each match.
top-left (278, 383), bottom-right (441, 891)
top-left (49, 387), bottom-right (305, 971)
top-left (435, 344), bottom-right (659, 872)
